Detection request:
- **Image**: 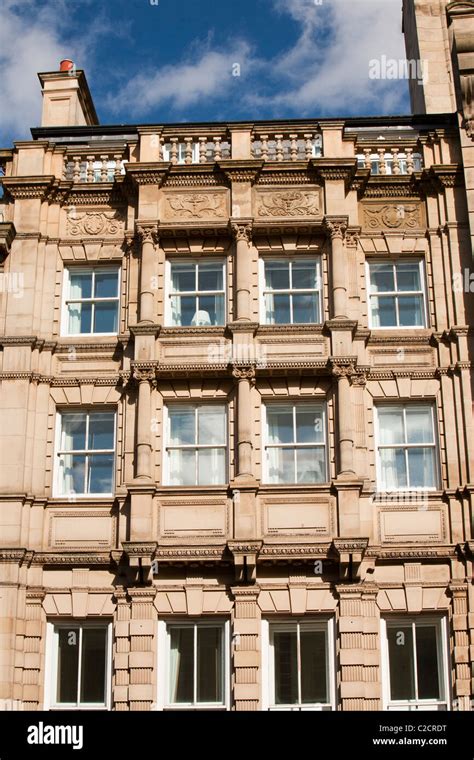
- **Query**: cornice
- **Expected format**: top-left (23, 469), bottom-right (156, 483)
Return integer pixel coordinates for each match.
top-left (1, 176), bottom-right (55, 200)
top-left (312, 157), bottom-right (358, 185)
top-left (0, 221), bottom-right (16, 259)
top-left (125, 162), bottom-right (170, 187)
top-left (217, 159), bottom-right (263, 184)
top-left (423, 164), bottom-right (464, 190)
top-left (358, 173), bottom-right (423, 199)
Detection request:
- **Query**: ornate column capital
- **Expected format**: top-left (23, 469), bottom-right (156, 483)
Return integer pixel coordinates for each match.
top-left (323, 215), bottom-right (348, 240)
top-left (330, 360), bottom-right (366, 386)
top-left (131, 362), bottom-right (158, 384)
top-left (231, 219), bottom-right (253, 244)
top-left (136, 222), bottom-right (159, 245)
top-left (231, 363), bottom-right (256, 384)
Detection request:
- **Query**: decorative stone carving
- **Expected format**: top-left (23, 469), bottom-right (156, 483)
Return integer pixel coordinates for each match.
top-left (231, 364), bottom-right (256, 383)
top-left (136, 223), bottom-right (158, 244)
top-left (164, 192), bottom-right (226, 220)
top-left (231, 221), bottom-right (253, 244)
top-left (131, 363), bottom-right (157, 383)
top-left (324, 216), bottom-right (347, 239)
top-left (363, 203), bottom-right (422, 230)
top-left (330, 360), bottom-right (366, 385)
top-left (66, 209), bottom-right (126, 236)
top-left (255, 189), bottom-right (320, 218)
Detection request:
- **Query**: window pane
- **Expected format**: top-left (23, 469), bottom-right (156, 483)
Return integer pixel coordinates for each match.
top-left (171, 295), bottom-right (196, 326)
top-left (198, 406), bottom-right (225, 445)
top-left (416, 626), bottom-right (441, 700)
top-left (292, 261), bottom-right (318, 289)
top-left (265, 261), bottom-right (289, 290)
top-left (57, 627), bottom-right (80, 703)
top-left (271, 293), bottom-right (291, 324)
top-left (80, 628), bottom-right (107, 703)
top-left (292, 293), bottom-right (318, 323)
top-left (197, 627), bottom-right (222, 703)
top-left (61, 414), bottom-right (87, 450)
top-left (94, 302), bottom-right (118, 333)
top-left (88, 454), bottom-right (114, 493)
top-left (169, 407), bottom-right (195, 445)
top-left (273, 630), bottom-right (298, 705)
top-left (398, 295), bottom-right (424, 327)
top-left (406, 407), bottom-right (433, 444)
top-left (379, 448), bottom-right (407, 489)
top-left (169, 449), bottom-right (195, 485)
top-left (171, 264), bottom-right (195, 292)
top-left (295, 407), bottom-right (324, 444)
top-left (377, 408), bottom-right (404, 445)
top-left (369, 264), bottom-right (394, 293)
top-left (198, 448), bottom-right (225, 485)
top-left (68, 302), bottom-right (92, 334)
top-left (94, 271), bottom-right (118, 298)
top-left (407, 448), bottom-right (436, 488)
top-left (296, 448), bottom-right (326, 483)
top-left (267, 406), bottom-right (294, 444)
top-left (371, 296), bottom-right (396, 327)
top-left (88, 412), bottom-right (114, 450)
top-left (387, 625), bottom-right (416, 701)
top-left (396, 263), bottom-right (421, 292)
top-left (169, 628), bottom-right (194, 703)
top-left (198, 294), bottom-right (224, 325)
top-left (267, 447), bottom-right (294, 483)
top-left (198, 263), bottom-right (223, 291)
top-left (69, 272), bottom-right (92, 299)
top-left (301, 630), bottom-right (328, 704)
top-left (59, 454), bottom-right (86, 495)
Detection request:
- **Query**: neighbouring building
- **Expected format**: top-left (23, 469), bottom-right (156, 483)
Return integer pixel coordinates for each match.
top-left (0, 0), bottom-right (473, 712)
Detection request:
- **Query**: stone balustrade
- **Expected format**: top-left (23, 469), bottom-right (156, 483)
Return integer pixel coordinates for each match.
top-left (63, 152), bottom-right (127, 183)
top-left (356, 147), bottom-right (423, 175)
top-left (159, 133), bottom-right (231, 164)
top-left (251, 130), bottom-right (322, 161)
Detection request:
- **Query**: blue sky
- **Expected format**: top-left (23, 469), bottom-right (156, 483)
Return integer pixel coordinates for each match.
top-left (0, 0), bottom-right (410, 145)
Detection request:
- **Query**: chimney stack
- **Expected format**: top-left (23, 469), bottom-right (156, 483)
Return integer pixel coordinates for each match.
top-left (38, 60), bottom-right (99, 127)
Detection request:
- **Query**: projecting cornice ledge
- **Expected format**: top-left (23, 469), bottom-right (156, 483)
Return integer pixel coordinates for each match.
top-left (0, 221), bottom-right (16, 260)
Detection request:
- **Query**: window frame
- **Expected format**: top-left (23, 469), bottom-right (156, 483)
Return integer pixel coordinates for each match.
top-left (45, 620), bottom-right (112, 711)
top-left (262, 401), bottom-right (328, 485)
top-left (53, 408), bottom-right (116, 498)
top-left (156, 619), bottom-right (230, 710)
top-left (374, 402), bottom-right (440, 492)
top-left (165, 258), bottom-right (226, 327)
top-left (365, 258), bottom-right (428, 330)
top-left (381, 616), bottom-right (451, 711)
top-left (61, 265), bottom-right (121, 337)
top-left (261, 618), bottom-right (336, 711)
top-left (162, 403), bottom-right (228, 487)
top-left (259, 255), bottom-right (323, 326)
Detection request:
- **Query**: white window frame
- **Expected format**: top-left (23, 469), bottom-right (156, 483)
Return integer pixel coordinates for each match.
top-left (156, 619), bottom-right (230, 710)
top-left (165, 258), bottom-right (226, 327)
top-left (162, 403), bottom-right (228, 486)
top-left (53, 409), bottom-right (116, 498)
top-left (381, 617), bottom-right (450, 711)
top-left (262, 401), bottom-right (328, 485)
top-left (44, 621), bottom-right (112, 711)
top-left (366, 258), bottom-right (428, 330)
top-left (259, 256), bottom-right (323, 325)
top-left (61, 266), bottom-right (121, 337)
top-left (261, 618), bottom-right (335, 711)
top-left (374, 402), bottom-right (440, 492)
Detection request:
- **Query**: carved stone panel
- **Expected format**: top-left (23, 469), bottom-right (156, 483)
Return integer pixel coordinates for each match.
top-left (66, 209), bottom-right (126, 236)
top-left (362, 202), bottom-right (424, 231)
top-left (254, 187), bottom-right (322, 219)
top-left (161, 190), bottom-right (228, 221)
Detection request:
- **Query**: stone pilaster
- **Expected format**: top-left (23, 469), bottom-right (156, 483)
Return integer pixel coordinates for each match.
top-left (136, 223), bottom-right (158, 324)
top-left (22, 590), bottom-right (45, 709)
top-left (231, 585), bottom-right (261, 711)
top-left (337, 584), bottom-right (381, 711)
top-left (113, 589), bottom-right (130, 711)
top-left (128, 588), bottom-right (156, 711)
top-left (324, 216), bottom-right (349, 320)
top-left (231, 220), bottom-right (253, 321)
top-left (450, 581), bottom-right (471, 709)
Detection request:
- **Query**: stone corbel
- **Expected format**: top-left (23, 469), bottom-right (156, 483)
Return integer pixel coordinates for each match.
top-left (0, 221), bottom-right (16, 261)
top-left (122, 541), bottom-right (158, 584)
top-left (227, 540), bottom-right (262, 584)
top-left (332, 538), bottom-right (369, 581)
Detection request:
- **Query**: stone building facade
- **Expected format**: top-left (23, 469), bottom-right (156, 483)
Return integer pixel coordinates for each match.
top-left (0, 0), bottom-right (473, 712)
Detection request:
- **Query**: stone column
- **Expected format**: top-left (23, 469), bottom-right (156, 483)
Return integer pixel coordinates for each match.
top-left (232, 364), bottom-right (255, 479)
top-left (332, 363), bottom-right (359, 477)
top-left (231, 220), bottom-right (253, 321)
top-left (133, 366), bottom-right (155, 480)
top-left (128, 588), bottom-right (156, 711)
top-left (231, 586), bottom-right (261, 711)
top-left (324, 216), bottom-right (348, 320)
top-left (450, 581), bottom-right (471, 710)
top-left (136, 224), bottom-right (158, 324)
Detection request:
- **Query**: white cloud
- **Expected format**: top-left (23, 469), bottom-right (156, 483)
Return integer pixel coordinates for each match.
top-left (106, 40), bottom-right (256, 116)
